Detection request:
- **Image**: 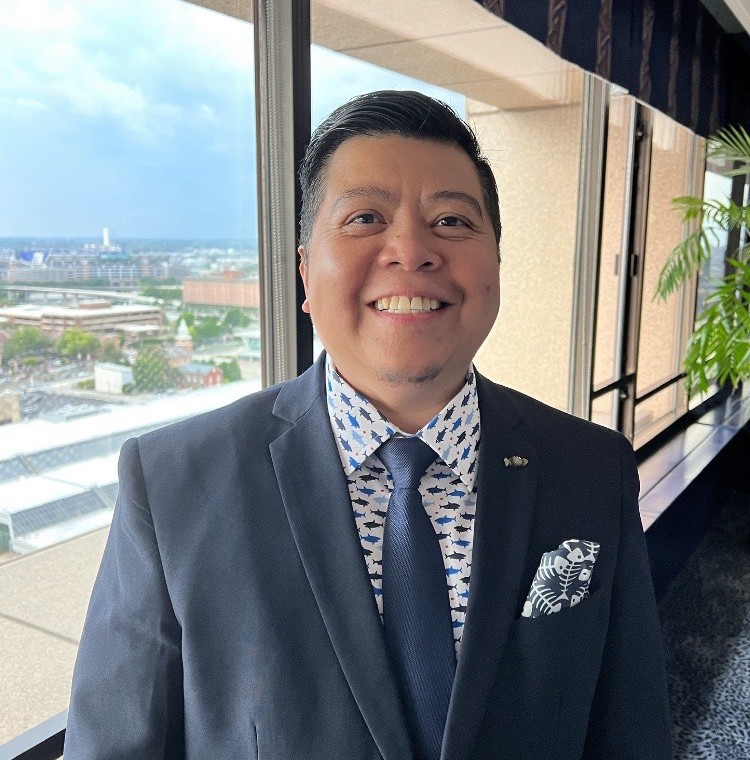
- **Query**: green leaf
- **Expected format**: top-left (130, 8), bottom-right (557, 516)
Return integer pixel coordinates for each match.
top-left (708, 125), bottom-right (750, 169)
top-left (655, 227), bottom-right (712, 299)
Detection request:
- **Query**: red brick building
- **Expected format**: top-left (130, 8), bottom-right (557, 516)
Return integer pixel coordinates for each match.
top-left (179, 363), bottom-right (223, 387)
top-left (182, 271), bottom-right (260, 309)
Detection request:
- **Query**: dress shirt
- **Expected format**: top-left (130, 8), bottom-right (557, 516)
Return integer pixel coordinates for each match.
top-left (325, 355), bottom-right (480, 654)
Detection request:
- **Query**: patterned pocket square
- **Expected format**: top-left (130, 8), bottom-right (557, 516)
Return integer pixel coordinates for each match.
top-left (521, 539), bottom-right (600, 618)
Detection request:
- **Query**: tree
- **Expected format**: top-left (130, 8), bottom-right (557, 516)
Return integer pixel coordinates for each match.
top-left (99, 342), bottom-right (127, 365)
top-left (217, 358), bottom-right (242, 382)
top-left (2, 326), bottom-right (52, 364)
top-left (58, 329), bottom-right (100, 360)
top-left (179, 311), bottom-right (196, 328)
top-left (221, 308), bottom-right (251, 330)
top-left (132, 344), bottom-right (178, 392)
top-left (191, 316), bottom-right (223, 345)
top-left (656, 126), bottom-right (750, 395)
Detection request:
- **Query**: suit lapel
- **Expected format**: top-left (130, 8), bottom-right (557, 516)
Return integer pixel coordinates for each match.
top-left (442, 375), bottom-right (538, 760)
top-left (270, 358), bottom-right (413, 760)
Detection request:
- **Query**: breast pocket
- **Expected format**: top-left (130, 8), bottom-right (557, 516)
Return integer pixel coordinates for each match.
top-left (474, 588), bottom-right (607, 760)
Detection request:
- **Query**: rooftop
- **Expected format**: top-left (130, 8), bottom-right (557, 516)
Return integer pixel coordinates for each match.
top-left (0, 303), bottom-right (161, 319)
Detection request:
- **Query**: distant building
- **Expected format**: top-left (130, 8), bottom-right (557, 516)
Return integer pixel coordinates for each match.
top-left (179, 362), bottom-right (223, 387)
top-left (183, 271), bottom-right (260, 308)
top-left (168, 319), bottom-right (194, 367)
top-left (0, 392), bottom-right (21, 425)
top-left (5, 250), bottom-right (169, 286)
top-left (0, 301), bottom-right (163, 337)
top-left (94, 363), bottom-right (134, 394)
top-left (167, 344), bottom-right (193, 367)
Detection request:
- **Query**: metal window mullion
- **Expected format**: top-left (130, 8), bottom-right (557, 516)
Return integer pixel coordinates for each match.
top-left (254, 0), bottom-right (310, 387)
top-left (568, 74), bottom-right (610, 420)
top-left (619, 105), bottom-right (654, 441)
top-left (612, 97), bottom-right (637, 392)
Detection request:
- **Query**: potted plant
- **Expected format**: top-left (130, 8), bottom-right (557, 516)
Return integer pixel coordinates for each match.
top-left (656, 126), bottom-right (750, 395)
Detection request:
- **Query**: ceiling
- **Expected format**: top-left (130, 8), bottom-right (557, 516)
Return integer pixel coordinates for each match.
top-left (182, 0), bottom-right (582, 111)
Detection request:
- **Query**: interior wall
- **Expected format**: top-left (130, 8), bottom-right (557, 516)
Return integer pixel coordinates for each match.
top-left (472, 101), bottom-right (583, 411)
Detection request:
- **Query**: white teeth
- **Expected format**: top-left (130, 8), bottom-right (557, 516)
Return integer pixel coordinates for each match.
top-left (374, 296), bottom-right (443, 313)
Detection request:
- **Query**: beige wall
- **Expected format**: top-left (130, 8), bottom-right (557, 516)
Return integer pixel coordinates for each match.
top-left (471, 100), bottom-right (583, 411)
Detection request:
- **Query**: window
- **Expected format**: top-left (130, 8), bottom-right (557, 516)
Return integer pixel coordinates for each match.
top-left (0, 0), bottom-right (257, 741)
top-left (311, 0), bottom-right (586, 411)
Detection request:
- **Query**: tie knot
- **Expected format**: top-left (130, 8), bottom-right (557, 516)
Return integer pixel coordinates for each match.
top-left (377, 436), bottom-right (437, 490)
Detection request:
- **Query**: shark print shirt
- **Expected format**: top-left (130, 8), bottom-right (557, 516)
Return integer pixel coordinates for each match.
top-left (325, 355), bottom-right (480, 655)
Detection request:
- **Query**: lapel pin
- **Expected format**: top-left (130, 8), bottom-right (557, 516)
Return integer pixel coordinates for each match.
top-left (504, 455), bottom-right (528, 468)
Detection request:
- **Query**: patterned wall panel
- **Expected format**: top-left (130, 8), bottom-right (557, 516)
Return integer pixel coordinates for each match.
top-left (475, 0), bottom-right (750, 135)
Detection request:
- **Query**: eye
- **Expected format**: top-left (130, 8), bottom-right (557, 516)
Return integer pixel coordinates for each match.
top-left (348, 212), bottom-right (382, 225)
top-left (435, 215), bottom-right (470, 229)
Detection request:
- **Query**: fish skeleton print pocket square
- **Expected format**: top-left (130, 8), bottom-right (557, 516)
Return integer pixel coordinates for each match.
top-left (521, 539), bottom-right (600, 618)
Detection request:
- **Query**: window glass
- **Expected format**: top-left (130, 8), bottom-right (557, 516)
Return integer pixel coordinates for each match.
top-left (696, 162), bottom-right (733, 316)
top-left (593, 93), bottom-right (634, 393)
top-left (591, 389), bottom-right (619, 430)
top-left (686, 156), bottom-right (735, 410)
top-left (311, 0), bottom-right (585, 411)
top-left (634, 382), bottom-right (686, 449)
top-left (0, 0), bottom-right (256, 741)
top-left (636, 112), bottom-right (694, 399)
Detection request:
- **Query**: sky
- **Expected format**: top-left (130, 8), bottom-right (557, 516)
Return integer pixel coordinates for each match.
top-left (0, 0), bottom-right (462, 241)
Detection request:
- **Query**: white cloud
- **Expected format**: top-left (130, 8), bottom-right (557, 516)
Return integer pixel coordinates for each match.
top-left (14, 97), bottom-right (51, 113)
top-left (310, 44), bottom-right (464, 127)
top-left (0, 0), bottom-right (253, 142)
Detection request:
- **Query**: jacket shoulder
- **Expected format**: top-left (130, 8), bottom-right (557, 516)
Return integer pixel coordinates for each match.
top-left (136, 381), bottom-right (286, 455)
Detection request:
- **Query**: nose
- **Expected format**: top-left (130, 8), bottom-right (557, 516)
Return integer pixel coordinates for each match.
top-left (377, 219), bottom-right (441, 271)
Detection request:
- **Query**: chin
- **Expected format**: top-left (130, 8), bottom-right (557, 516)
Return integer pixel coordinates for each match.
top-left (374, 362), bottom-right (443, 387)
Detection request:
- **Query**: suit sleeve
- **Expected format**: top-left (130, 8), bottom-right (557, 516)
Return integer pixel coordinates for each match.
top-left (581, 435), bottom-right (672, 760)
top-left (65, 438), bottom-right (185, 760)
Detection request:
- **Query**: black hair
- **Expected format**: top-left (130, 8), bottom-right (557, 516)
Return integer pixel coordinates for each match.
top-left (298, 90), bottom-right (501, 253)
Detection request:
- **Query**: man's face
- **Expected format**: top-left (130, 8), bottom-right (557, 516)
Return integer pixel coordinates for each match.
top-left (299, 134), bottom-right (500, 396)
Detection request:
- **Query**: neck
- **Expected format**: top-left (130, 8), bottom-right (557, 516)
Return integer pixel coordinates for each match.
top-left (332, 361), bottom-right (469, 434)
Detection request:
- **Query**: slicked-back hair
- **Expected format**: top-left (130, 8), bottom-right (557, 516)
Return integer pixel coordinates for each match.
top-left (298, 90), bottom-right (501, 256)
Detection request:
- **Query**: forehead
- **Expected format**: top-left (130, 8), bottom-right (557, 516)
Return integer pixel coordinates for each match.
top-left (320, 134), bottom-right (483, 200)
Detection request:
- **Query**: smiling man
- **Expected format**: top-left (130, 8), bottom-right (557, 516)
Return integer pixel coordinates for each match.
top-left (299, 133), bottom-right (500, 432)
top-left (65, 91), bottom-right (672, 760)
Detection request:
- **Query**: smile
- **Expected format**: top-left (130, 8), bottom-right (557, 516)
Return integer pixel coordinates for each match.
top-left (374, 296), bottom-right (444, 314)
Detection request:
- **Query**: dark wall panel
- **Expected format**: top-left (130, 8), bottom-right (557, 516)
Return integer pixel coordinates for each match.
top-left (476, 0), bottom-right (750, 135)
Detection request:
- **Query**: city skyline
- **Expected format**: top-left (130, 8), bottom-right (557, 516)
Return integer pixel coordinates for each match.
top-left (0, 0), bottom-right (461, 241)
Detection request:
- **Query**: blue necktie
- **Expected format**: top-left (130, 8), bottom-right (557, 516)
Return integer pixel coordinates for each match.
top-left (378, 436), bottom-right (456, 760)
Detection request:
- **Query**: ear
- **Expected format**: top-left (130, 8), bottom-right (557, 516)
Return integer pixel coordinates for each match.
top-left (298, 245), bottom-right (311, 314)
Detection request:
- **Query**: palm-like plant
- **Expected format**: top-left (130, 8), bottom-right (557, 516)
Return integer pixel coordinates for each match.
top-left (656, 125), bottom-right (750, 395)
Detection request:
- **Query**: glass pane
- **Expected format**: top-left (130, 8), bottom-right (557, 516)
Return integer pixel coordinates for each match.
top-left (0, 0), bottom-right (256, 742)
top-left (634, 381), bottom-right (686, 447)
top-left (636, 112), bottom-right (694, 397)
top-left (311, 0), bottom-right (584, 411)
top-left (696, 161), bottom-right (733, 317)
top-left (591, 390), bottom-right (618, 430)
top-left (593, 93), bottom-right (633, 390)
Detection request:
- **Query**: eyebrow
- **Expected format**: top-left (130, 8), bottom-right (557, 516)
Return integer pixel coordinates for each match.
top-left (330, 186), bottom-right (484, 219)
top-left (430, 190), bottom-right (484, 220)
top-left (331, 186), bottom-right (395, 212)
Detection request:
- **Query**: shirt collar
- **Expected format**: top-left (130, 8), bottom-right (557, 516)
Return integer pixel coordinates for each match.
top-left (325, 354), bottom-right (480, 491)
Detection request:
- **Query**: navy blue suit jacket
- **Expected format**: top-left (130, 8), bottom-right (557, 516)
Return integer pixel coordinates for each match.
top-left (65, 354), bottom-right (671, 759)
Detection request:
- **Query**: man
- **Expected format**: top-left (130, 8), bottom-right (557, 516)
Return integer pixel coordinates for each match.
top-left (65, 91), bottom-right (672, 760)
